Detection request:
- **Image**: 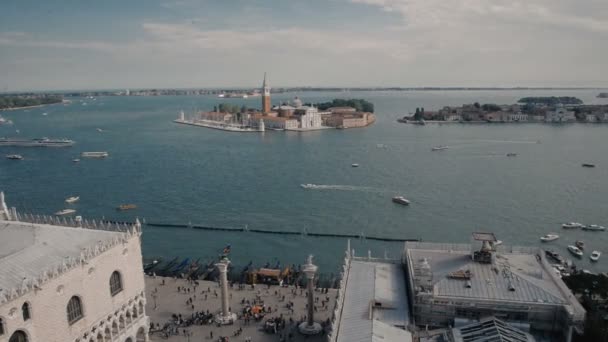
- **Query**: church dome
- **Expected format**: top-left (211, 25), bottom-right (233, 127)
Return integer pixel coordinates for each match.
top-left (293, 96), bottom-right (303, 108)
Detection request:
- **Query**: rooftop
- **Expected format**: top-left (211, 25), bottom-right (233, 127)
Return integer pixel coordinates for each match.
top-left (451, 317), bottom-right (535, 342)
top-left (335, 259), bottom-right (411, 342)
top-left (0, 220), bottom-right (126, 302)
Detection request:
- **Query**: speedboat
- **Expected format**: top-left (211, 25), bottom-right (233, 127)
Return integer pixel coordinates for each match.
top-left (432, 146), bottom-right (448, 151)
top-left (567, 245), bottom-right (583, 257)
top-left (590, 251), bottom-right (601, 262)
top-left (583, 224), bottom-right (606, 231)
top-left (65, 196), bottom-right (80, 203)
top-left (351, 163), bottom-right (359, 167)
top-left (5, 154), bottom-right (23, 160)
top-left (540, 233), bottom-right (560, 242)
top-left (562, 222), bottom-right (585, 229)
top-left (55, 209), bottom-right (76, 216)
top-left (72, 158), bottom-right (80, 163)
top-left (392, 196), bottom-right (410, 206)
top-left (575, 240), bottom-right (585, 250)
top-left (300, 184), bottom-right (315, 189)
top-left (117, 204), bottom-right (137, 211)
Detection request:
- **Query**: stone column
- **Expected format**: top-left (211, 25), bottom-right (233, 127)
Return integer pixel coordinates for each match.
top-left (215, 257), bottom-right (237, 324)
top-left (299, 255), bottom-right (322, 335)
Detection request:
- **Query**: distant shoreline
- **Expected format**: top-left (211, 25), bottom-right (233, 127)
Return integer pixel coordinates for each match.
top-left (0, 100), bottom-right (66, 112)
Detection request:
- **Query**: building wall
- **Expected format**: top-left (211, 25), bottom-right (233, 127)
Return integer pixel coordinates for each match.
top-left (0, 235), bottom-right (148, 342)
top-left (262, 95), bottom-right (271, 114)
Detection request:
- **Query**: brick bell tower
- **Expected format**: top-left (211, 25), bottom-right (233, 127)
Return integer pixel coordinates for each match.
top-left (262, 72), bottom-right (271, 114)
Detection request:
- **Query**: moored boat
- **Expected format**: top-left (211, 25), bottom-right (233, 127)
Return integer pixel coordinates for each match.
top-left (575, 240), bottom-right (585, 250)
top-left (582, 224), bottom-right (606, 231)
top-left (567, 245), bottom-right (583, 257)
top-left (117, 204), bottom-right (137, 211)
top-left (392, 196), bottom-right (410, 206)
top-left (562, 222), bottom-right (585, 229)
top-left (65, 196), bottom-right (80, 203)
top-left (590, 251), bottom-right (601, 262)
top-left (55, 209), bottom-right (76, 216)
top-left (540, 233), bottom-right (559, 242)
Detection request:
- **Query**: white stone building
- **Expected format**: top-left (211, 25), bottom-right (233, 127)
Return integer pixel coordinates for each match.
top-left (507, 113), bottom-right (529, 122)
top-left (545, 105), bottom-right (576, 123)
top-left (0, 192), bottom-right (149, 342)
top-left (294, 106), bottom-right (323, 129)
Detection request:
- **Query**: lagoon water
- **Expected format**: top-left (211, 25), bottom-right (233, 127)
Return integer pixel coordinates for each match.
top-left (1, 89), bottom-right (607, 274)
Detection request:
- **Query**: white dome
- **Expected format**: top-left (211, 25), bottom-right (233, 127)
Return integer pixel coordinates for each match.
top-left (293, 96), bottom-right (303, 108)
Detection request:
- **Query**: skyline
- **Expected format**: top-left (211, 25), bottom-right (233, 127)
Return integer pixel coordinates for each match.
top-left (1, 0), bottom-right (607, 91)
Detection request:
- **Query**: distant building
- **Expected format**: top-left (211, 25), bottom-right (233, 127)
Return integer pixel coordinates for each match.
top-left (261, 72), bottom-right (271, 114)
top-left (254, 115), bottom-right (298, 130)
top-left (294, 106), bottom-right (323, 129)
top-left (508, 113), bottom-right (529, 122)
top-left (325, 112), bottom-right (375, 128)
top-left (328, 107), bottom-right (356, 113)
top-left (586, 114), bottom-right (598, 123)
top-left (545, 105), bottom-right (575, 123)
top-left (0, 192), bottom-right (149, 342)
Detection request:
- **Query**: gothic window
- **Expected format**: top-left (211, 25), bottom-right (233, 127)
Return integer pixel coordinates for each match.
top-left (67, 296), bottom-right (84, 324)
top-left (110, 271), bottom-right (123, 296)
top-left (9, 331), bottom-right (28, 342)
top-left (22, 302), bottom-right (31, 321)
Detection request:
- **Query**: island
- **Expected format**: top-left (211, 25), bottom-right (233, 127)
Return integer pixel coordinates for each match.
top-left (174, 74), bottom-right (375, 132)
top-left (0, 95), bottom-right (63, 111)
top-left (398, 97), bottom-right (608, 124)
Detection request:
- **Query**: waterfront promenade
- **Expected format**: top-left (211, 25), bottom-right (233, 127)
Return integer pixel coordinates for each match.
top-left (145, 276), bottom-right (336, 341)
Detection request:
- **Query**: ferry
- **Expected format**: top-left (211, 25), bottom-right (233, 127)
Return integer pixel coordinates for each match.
top-left (431, 146), bottom-right (448, 151)
top-left (392, 196), bottom-right (410, 206)
top-left (55, 209), bottom-right (76, 216)
top-left (567, 245), bottom-right (583, 257)
top-left (81, 152), bottom-right (108, 158)
top-left (582, 224), bottom-right (606, 231)
top-left (5, 154), bottom-right (23, 160)
top-left (590, 251), bottom-right (601, 262)
top-left (65, 196), bottom-right (80, 203)
top-left (540, 233), bottom-right (559, 242)
top-left (0, 137), bottom-right (75, 147)
top-left (562, 222), bottom-right (585, 229)
top-left (117, 204), bottom-right (137, 211)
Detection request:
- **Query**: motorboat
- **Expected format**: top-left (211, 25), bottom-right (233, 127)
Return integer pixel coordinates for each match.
top-left (96, 128), bottom-right (103, 132)
top-left (582, 163), bottom-right (595, 168)
top-left (583, 224), bottom-right (606, 231)
top-left (351, 163), bottom-right (359, 167)
top-left (72, 158), bottom-right (80, 163)
top-left (65, 196), bottom-right (80, 203)
top-left (81, 151), bottom-right (108, 158)
top-left (300, 184), bottom-right (315, 189)
top-left (540, 233), bottom-right (560, 242)
top-left (55, 209), bottom-right (76, 216)
top-left (432, 146), bottom-right (448, 151)
top-left (506, 153), bottom-right (517, 157)
top-left (590, 251), bottom-right (601, 262)
top-left (575, 240), bottom-right (585, 250)
top-left (117, 204), bottom-right (137, 211)
top-left (392, 196), bottom-right (410, 206)
top-left (567, 245), bottom-right (583, 257)
top-left (545, 250), bottom-right (565, 264)
top-left (5, 154), bottom-right (23, 160)
top-left (562, 222), bottom-right (585, 229)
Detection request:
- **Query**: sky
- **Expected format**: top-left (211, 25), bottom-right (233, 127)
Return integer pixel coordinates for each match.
top-left (0, 0), bottom-right (607, 91)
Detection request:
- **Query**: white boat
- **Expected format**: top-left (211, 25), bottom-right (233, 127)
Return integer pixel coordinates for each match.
top-left (567, 245), bottom-right (583, 257)
top-left (6, 154), bottom-right (23, 160)
top-left (582, 224), bottom-right (606, 231)
top-left (81, 152), bottom-right (108, 158)
top-left (590, 251), bottom-right (601, 262)
top-left (55, 209), bottom-right (76, 216)
top-left (540, 233), bottom-right (560, 242)
top-left (65, 196), bottom-right (80, 203)
top-left (562, 222), bottom-right (585, 229)
top-left (392, 196), bottom-right (410, 206)
top-left (72, 158), bottom-right (80, 163)
top-left (493, 240), bottom-right (503, 246)
top-left (351, 163), bottom-right (359, 167)
top-left (96, 128), bottom-right (103, 132)
top-left (432, 146), bottom-right (448, 151)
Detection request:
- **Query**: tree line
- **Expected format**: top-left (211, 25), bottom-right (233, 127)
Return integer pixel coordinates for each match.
top-left (0, 96), bottom-right (63, 110)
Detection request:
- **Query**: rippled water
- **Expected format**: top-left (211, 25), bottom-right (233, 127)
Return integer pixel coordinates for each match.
top-left (1, 89), bottom-right (607, 273)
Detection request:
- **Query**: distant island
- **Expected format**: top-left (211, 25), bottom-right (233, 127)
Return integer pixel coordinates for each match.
top-left (399, 96), bottom-right (608, 124)
top-left (598, 93), bottom-right (608, 98)
top-left (174, 74), bottom-right (375, 132)
top-left (0, 95), bottom-right (63, 111)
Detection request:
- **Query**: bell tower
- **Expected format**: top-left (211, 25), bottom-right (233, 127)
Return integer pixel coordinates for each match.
top-left (261, 72), bottom-right (271, 114)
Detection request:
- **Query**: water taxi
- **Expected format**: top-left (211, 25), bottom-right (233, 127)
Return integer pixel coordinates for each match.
top-left (65, 196), bottom-right (80, 203)
top-left (117, 204), bottom-right (137, 211)
top-left (540, 233), bottom-right (559, 242)
top-left (582, 224), bottom-right (606, 231)
top-left (5, 154), bottom-right (23, 160)
top-left (567, 245), bottom-right (583, 257)
top-left (431, 146), bottom-right (448, 151)
top-left (562, 222), bottom-right (585, 229)
top-left (590, 251), bottom-right (601, 262)
top-left (55, 209), bottom-right (76, 216)
top-left (392, 196), bottom-right (410, 206)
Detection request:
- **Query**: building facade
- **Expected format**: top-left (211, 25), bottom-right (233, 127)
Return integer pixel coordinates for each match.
top-left (0, 193), bottom-right (149, 342)
top-left (294, 106), bottom-right (323, 129)
top-left (545, 106), bottom-right (576, 123)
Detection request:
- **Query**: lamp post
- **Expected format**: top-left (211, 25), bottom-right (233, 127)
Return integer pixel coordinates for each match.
top-left (298, 255), bottom-right (322, 335)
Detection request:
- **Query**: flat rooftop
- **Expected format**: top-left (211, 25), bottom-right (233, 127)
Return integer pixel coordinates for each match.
top-left (0, 220), bottom-right (122, 296)
top-left (335, 259), bottom-right (412, 342)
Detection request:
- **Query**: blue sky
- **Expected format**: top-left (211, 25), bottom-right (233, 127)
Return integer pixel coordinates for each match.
top-left (1, 0), bottom-right (607, 91)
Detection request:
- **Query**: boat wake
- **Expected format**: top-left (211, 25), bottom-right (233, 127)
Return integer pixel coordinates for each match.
top-left (300, 184), bottom-right (379, 192)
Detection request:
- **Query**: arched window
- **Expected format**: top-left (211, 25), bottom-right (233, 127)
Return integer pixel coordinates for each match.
top-left (22, 302), bottom-right (31, 321)
top-left (0, 317), bottom-right (4, 336)
top-left (9, 330), bottom-right (28, 342)
top-left (110, 271), bottom-right (123, 296)
top-left (67, 296), bottom-right (84, 324)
